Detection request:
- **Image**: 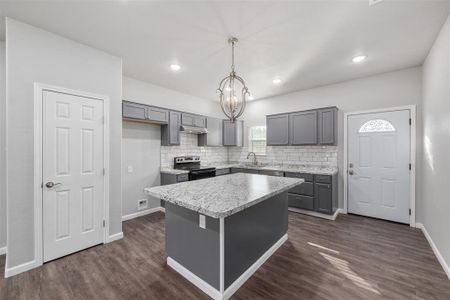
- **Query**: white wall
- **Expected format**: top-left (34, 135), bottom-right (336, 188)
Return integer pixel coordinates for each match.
top-left (421, 15), bottom-right (450, 275)
top-left (0, 40), bottom-right (6, 252)
top-left (122, 122), bottom-right (161, 216)
top-left (243, 67), bottom-right (423, 210)
top-left (6, 18), bottom-right (122, 271)
top-left (122, 76), bottom-right (225, 217)
top-left (123, 76), bottom-right (223, 118)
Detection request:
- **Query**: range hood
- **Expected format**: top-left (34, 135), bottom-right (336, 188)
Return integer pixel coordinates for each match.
top-left (180, 125), bottom-right (208, 134)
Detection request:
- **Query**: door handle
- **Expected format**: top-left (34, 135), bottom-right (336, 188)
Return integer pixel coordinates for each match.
top-left (45, 182), bottom-right (62, 188)
top-left (348, 170), bottom-right (354, 175)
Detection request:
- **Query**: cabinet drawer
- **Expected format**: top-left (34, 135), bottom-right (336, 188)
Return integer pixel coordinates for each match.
top-left (259, 170), bottom-right (284, 177)
top-left (215, 168), bottom-right (230, 176)
top-left (315, 175), bottom-right (331, 184)
top-left (147, 107), bottom-right (168, 123)
top-left (284, 172), bottom-right (313, 182)
top-left (289, 182), bottom-right (314, 196)
top-left (176, 174), bottom-right (189, 182)
top-left (288, 194), bottom-right (314, 211)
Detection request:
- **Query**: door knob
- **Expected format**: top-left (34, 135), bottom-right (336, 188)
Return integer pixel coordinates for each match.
top-left (45, 182), bottom-right (62, 188)
top-left (348, 170), bottom-right (354, 175)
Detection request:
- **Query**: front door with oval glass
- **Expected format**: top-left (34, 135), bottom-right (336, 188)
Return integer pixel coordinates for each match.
top-left (347, 110), bottom-right (410, 224)
top-left (42, 90), bottom-right (105, 262)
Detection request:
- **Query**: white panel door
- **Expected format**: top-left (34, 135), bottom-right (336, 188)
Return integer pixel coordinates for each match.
top-left (348, 110), bottom-right (410, 223)
top-left (43, 90), bottom-right (104, 262)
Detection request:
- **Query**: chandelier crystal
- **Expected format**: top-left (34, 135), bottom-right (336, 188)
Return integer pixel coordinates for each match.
top-left (217, 37), bottom-right (250, 121)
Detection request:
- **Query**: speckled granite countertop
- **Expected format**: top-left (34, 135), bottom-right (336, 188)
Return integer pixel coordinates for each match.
top-left (145, 173), bottom-right (303, 218)
top-left (161, 164), bottom-right (337, 176)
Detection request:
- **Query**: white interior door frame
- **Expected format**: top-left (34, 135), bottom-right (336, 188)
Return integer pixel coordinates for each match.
top-left (33, 83), bottom-right (110, 268)
top-left (343, 105), bottom-right (416, 227)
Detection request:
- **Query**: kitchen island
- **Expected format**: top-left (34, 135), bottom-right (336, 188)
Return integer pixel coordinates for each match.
top-left (145, 173), bottom-right (303, 300)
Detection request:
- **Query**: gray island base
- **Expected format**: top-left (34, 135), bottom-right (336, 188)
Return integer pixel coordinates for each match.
top-left (145, 174), bottom-right (303, 300)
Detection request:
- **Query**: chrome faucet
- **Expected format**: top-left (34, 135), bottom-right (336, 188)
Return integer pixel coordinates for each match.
top-left (247, 152), bottom-right (257, 165)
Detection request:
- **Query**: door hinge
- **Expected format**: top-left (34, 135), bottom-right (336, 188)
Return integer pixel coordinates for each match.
top-left (103, 168), bottom-right (106, 176)
top-left (103, 220), bottom-right (106, 228)
top-left (409, 118), bottom-right (412, 125)
top-left (409, 209), bottom-right (411, 215)
top-left (409, 163), bottom-right (412, 170)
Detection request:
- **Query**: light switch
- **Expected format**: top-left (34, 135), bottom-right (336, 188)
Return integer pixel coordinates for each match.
top-left (127, 165), bottom-right (133, 173)
top-left (199, 214), bottom-right (206, 229)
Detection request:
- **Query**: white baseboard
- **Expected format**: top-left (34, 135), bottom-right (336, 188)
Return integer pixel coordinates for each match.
top-left (107, 232), bottom-right (124, 243)
top-left (122, 206), bottom-right (165, 221)
top-left (168, 257), bottom-right (222, 300)
top-left (0, 246), bottom-right (7, 255)
top-left (4, 260), bottom-right (37, 278)
top-left (416, 222), bottom-right (450, 280)
top-left (167, 234), bottom-right (288, 300)
top-left (289, 208), bottom-right (344, 221)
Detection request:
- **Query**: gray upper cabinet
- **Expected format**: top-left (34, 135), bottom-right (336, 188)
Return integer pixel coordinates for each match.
top-left (147, 106), bottom-right (169, 124)
top-left (223, 120), bottom-right (244, 146)
top-left (266, 114), bottom-right (289, 145)
top-left (289, 111), bottom-right (317, 145)
top-left (318, 108), bottom-right (337, 145)
top-left (198, 117), bottom-right (223, 146)
top-left (123, 101), bottom-right (147, 120)
top-left (123, 101), bottom-right (168, 124)
top-left (161, 111), bottom-right (181, 146)
top-left (182, 113), bottom-right (206, 128)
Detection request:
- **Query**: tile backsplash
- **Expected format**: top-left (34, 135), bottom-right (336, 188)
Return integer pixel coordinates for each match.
top-left (228, 146), bottom-right (338, 167)
top-left (161, 132), bottom-right (338, 168)
top-left (161, 133), bottom-right (229, 168)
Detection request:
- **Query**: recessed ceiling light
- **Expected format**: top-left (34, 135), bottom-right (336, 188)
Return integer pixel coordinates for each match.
top-left (352, 55), bottom-right (367, 63)
top-left (169, 64), bottom-right (181, 71)
top-left (273, 78), bottom-right (282, 85)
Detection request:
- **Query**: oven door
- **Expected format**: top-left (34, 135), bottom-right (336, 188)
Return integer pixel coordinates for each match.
top-left (189, 169), bottom-right (216, 181)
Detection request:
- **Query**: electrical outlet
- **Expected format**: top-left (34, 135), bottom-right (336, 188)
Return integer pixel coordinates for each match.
top-left (138, 199), bottom-right (148, 211)
top-left (199, 214), bottom-right (206, 229)
top-left (127, 165), bottom-right (133, 173)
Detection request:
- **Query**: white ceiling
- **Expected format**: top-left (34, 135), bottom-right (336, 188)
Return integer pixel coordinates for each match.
top-left (1, 0), bottom-right (450, 101)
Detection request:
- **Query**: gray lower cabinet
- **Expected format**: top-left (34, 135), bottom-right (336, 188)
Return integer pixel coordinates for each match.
top-left (266, 114), bottom-right (289, 145)
top-left (161, 173), bottom-right (189, 185)
top-left (230, 168), bottom-right (259, 174)
top-left (285, 172), bottom-right (337, 215)
top-left (259, 170), bottom-right (284, 177)
top-left (318, 107), bottom-right (337, 145)
top-left (198, 117), bottom-right (223, 146)
top-left (290, 111), bottom-right (317, 145)
top-left (161, 111), bottom-right (181, 146)
top-left (182, 113), bottom-right (206, 128)
top-left (215, 168), bottom-right (230, 176)
top-left (223, 120), bottom-right (244, 146)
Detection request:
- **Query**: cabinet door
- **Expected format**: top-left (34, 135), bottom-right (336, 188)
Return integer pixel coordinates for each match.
top-left (290, 111), bottom-right (317, 145)
top-left (199, 117), bottom-right (222, 146)
top-left (193, 116), bottom-right (206, 128)
top-left (318, 108), bottom-right (336, 145)
top-left (147, 106), bottom-right (168, 124)
top-left (288, 194), bottom-right (315, 211)
top-left (181, 113), bottom-right (194, 126)
top-left (266, 114), bottom-right (289, 145)
top-left (223, 120), bottom-right (243, 146)
top-left (169, 111), bottom-right (181, 145)
top-left (315, 183), bottom-right (332, 214)
top-left (122, 102), bottom-right (147, 120)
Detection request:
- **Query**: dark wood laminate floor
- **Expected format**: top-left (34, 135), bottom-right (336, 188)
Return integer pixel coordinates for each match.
top-left (1, 212), bottom-right (449, 300)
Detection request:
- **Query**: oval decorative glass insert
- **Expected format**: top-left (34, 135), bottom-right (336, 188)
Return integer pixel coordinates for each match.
top-left (359, 119), bottom-right (396, 133)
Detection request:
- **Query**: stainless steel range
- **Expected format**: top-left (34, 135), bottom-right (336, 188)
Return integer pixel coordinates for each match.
top-left (173, 156), bottom-right (216, 181)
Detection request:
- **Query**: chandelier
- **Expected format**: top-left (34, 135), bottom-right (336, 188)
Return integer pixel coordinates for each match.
top-left (217, 37), bottom-right (250, 121)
